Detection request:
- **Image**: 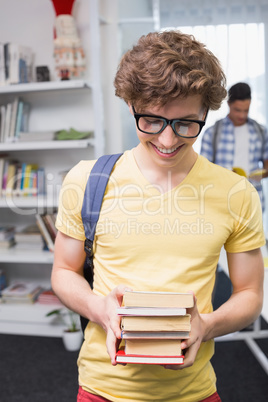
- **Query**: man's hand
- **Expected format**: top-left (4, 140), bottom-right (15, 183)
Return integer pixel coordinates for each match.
top-left (95, 285), bottom-right (132, 365)
top-left (164, 294), bottom-right (205, 370)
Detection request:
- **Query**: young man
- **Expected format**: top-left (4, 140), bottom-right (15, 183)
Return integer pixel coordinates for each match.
top-left (52, 31), bottom-right (265, 402)
top-left (200, 82), bottom-right (268, 208)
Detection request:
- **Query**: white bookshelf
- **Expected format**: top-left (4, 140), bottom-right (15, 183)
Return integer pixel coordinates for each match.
top-left (0, 79), bottom-right (91, 94)
top-left (0, 0), bottom-right (107, 337)
top-left (0, 138), bottom-right (95, 152)
top-left (0, 196), bottom-right (58, 208)
top-left (0, 303), bottom-right (66, 337)
top-left (0, 249), bottom-right (54, 264)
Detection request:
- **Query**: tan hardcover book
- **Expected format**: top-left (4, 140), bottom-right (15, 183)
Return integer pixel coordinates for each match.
top-left (125, 338), bottom-right (182, 357)
top-left (122, 291), bottom-right (194, 308)
top-left (121, 314), bottom-right (191, 332)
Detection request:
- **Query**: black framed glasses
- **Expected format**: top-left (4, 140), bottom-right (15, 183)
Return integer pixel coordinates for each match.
top-left (132, 106), bottom-right (208, 138)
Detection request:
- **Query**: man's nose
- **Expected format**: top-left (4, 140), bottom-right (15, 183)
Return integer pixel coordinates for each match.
top-left (158, 124), bottom-right (178, 147)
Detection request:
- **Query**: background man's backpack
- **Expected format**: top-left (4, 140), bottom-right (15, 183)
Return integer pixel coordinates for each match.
top-left (80, 153), bottom-right (122, 332)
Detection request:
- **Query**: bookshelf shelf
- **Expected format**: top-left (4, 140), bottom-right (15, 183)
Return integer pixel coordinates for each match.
top-left (0, 138), bottom-right (95, 151)
top-left (0, 248), bottom-right (54, 264)
top-left (0, 80), bottom-right (92, 94)
top-left (0, 196), bottom-right (58, 208)
top-left (0, 303), bottom-right (65, 337)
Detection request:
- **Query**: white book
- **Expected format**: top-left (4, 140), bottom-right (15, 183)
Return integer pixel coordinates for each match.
top-left (3, 103), bottom-right (12, 142)
top-left (0, 105), bottom-right (6, 142)
top-left (2, 281), bottom-right (39, 297)
top-left (8, 43), bottom-right (20, 84)
top-left (8, 97), bottom-right (19, 141)
top-left (117, 306), bottom-right (187, 316)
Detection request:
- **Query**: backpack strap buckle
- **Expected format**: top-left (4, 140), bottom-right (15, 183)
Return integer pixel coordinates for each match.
top-left (84, 238), bottom-right (93, 257)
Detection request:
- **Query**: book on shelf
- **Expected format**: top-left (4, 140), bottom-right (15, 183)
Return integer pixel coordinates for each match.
top-left (0, 159), bottom-right (46, 198)
top-left (115, 350), bottom-right (184, 365)
top-left (42, 214), bottom-right (57, 241)
top-left (37, 288), bottom-right (63, 305)
top-left (23, 163), bottom-right (38, 196)
top-left (0, 99), bottom-right (30, 143)
top-left (3, 42), bottom-right (33, 85)
top-left (122, 290), bottom-right (194, 308)
top-left (0, 43), bottom-right (5, 86)
top-left (0, 269), bottom-right (7, 294)
top-left (14, 224), bottom-right (44, 250)
top-left (0, 238), bottom-right (15, 249)
top-left (0, 155), bottom-right (7, 197)
top-left (5, 160), bottom-right (19, 196)
top-left (120, 314), bottom-right (191, 332)
top-left (37, 167), bottom-right (46, 196)
top-left (7, 96), bottom-right (19, 142)
top-left (36, 213), bottom-right (55, 252)
top-left (20, 101), bottom-right (30, 132)
top-left (0, 225), bottom-right (15, 241)
top-left (1, 281), bottom-right (43, 304)
top-left (3, 103), bottom-right (12, 142)
top-left (1, 158), bottom-right (20, 197)
top-left (14, 99), bottom-right (24, 139)
top-left (14, 224), bottom-right (43, 243)
top-left (0, 106), bottom-right (6, 142)
top-left (17, 131), bottom-right (56, 142)
top-left (4, 44), bottom-right (10, 84)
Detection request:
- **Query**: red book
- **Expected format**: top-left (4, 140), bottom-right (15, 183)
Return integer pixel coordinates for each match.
top-left (115, 350), bottom-right (184, 365)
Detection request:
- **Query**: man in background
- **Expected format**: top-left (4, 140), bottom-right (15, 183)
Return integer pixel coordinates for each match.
top-left (200, 82), bottom-right (268, 208)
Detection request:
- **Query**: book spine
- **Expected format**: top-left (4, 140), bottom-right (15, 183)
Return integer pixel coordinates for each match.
top-left (8, 97), bottom-right (19, 142)
top-left (14, 100), bottom-right (24, 139)
top-left (36, 213), bottom-right (55, 252)
top-left (0, 43), bottom-right (5, 86)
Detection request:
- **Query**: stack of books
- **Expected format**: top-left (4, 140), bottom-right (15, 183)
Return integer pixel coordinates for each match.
top-left (0, 225), bottom-right (15, 249)
top-left (1, 281), bottom-right (43, 304)
top-left (116, 291), bottom-right (194, 365)
top-left (14, 224), bottom-right (44, 250)
top-left (37, 288), bottom-right (63, 305)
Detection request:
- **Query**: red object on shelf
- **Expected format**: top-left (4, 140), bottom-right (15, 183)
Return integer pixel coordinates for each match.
top-left (50, 0), bottom-right (76, 16)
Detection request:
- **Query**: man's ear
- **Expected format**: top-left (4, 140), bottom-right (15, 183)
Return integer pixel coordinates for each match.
top-left (128, 103), bottom-right (134, 115)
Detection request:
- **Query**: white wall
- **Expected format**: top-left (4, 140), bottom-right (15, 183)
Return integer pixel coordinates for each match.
top-left (0, 0), bottom-right (91, 82)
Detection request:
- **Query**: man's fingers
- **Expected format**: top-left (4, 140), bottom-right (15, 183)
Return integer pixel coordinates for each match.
top-left (106, 328), bottom-right (118, 365)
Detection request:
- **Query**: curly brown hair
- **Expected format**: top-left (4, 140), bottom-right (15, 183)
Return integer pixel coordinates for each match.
top-left (114, 30), bottom-right (227, 111)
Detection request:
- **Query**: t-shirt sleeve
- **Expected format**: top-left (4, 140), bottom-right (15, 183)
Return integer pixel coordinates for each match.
top-left (55, 160), bottom-right (95, 241)
top-left (224, 178), bottom-right (265, 253)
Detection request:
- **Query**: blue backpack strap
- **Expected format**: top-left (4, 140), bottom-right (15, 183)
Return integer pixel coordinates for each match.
top-left (80, 153), bottom-right (122, 332)
top-left (81, 153), bottom-right (122, 284)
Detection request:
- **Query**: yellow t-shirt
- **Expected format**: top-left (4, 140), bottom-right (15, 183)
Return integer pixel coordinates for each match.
top-left (56, 150), bottom-right (265, 402)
